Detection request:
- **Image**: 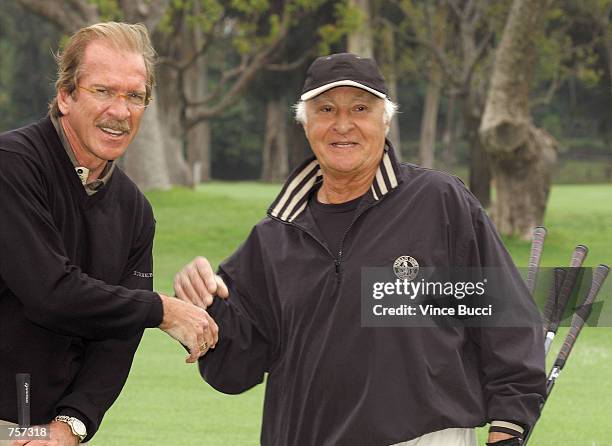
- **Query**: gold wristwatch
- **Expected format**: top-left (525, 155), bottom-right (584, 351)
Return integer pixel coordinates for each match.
top-left (54, 415), bottom-right (87, 442)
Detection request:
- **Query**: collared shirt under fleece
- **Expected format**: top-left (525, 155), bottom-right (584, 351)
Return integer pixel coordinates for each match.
top-left (49, 112), bottom-right (116, 194)
top-left (200, 142), bottom-right (546, 446)
top-left (0, 116), bottom-right (163, 441)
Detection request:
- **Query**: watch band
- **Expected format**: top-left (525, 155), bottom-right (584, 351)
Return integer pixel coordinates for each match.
top-left (54, 415), bottom-right (87, 442)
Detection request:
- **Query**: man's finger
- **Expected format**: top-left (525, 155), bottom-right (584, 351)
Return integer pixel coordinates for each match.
top-left (182, 272), bottom-right (208, 308)
top-left (194, 258), bottom-right (218, 296)
top-left (215, 275), bottom-right (230, 298)
top-left (201, 320), bottom-right (215, 351)
top-left (187, 265), bottom-right (213, 305)
top-left (185, 339), bottom-right (199, 363)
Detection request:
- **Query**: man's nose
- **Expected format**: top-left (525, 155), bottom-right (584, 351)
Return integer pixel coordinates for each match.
top-left (332, 111), bottom-right (355, 134)
top-left (106, 96), bottom-right (132, 120)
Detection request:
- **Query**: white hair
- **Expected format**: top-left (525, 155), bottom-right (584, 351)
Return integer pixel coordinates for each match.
top-left (293, 97), bottom-right (398, 133)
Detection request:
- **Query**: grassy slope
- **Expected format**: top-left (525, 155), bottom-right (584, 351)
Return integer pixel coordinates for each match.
top-left (92, 183), bottom-right (612, 446)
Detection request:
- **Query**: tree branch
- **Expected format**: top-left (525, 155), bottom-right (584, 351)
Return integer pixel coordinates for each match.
top-left (120, 0), bottom-right (170, 31)
top-left (185, 7), bottom-right (293, 125)
top-left (265, 48), bottom-right (315, 71)
top-left (404, 34), bottom-right (461, 87)
top-left (461, 28), bottom-right (493, 90)
top-left (464, 0), bottom-right (477, 27)
top-left (66, 0), bottom-right (98, 23)
top-left (186, 55), bottom-right (248, 107)
top-left (446, 0), bottom-right (463, 21)
top-left (530, 73), bottom-right (563, 108)
top-left (18, 0), bottom-right (98, 33)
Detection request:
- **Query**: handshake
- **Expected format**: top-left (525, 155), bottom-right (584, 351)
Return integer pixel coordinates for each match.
top-left (158, 257), bottom-right (228, 363)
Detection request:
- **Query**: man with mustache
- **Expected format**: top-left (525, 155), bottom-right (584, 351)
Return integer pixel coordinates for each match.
top-left (175, 53), bottom-right (545, 445)
top-left (0, 22), bottom-right (219, 446)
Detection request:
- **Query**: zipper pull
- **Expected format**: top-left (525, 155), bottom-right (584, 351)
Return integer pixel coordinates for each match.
top-left (334, 259), bottom-right (341, 274)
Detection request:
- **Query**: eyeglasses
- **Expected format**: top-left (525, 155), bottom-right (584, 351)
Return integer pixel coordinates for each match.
top-left (78, 85), bottom-right (152, 108)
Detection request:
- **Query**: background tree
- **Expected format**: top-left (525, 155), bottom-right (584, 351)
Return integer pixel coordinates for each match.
top-left (480, 0), bottom-right (557, 238)
top-left (156, 0), bottom-right (349, 184)
top-left (3, 1), bottom-right (611, 190)
top-left (256, 1), bottom-right (355, 181)
top-left (392, 0), bottom-right (509, 207)
top-left (0, 3), bottom-right (59, 131)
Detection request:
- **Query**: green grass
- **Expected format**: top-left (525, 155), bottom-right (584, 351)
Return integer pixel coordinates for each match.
top-left (91, 183), bottom-right (612, 446)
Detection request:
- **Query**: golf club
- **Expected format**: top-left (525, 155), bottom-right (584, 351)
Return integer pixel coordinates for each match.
top-left (543, 245), bottom-right (588, 355)
top-left (523, 264), bottom-right (609, 445)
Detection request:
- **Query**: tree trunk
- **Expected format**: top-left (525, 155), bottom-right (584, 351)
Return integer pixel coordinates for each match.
top-left (152, 11), bottom-right (194, 187)
top-left (155, 62), bottom-right (192, 185)
top-left (480, 0), bottom-right (557, 238)
top-left (599, 12), bottom-right (612, 138)
top-left (261, 97), bottom-right (289, 182)
top-left (378, 22), bottom-right (401, 159)
top-left (184, 1), bottom-right (211, 183)
top-left (121, 99), bottom-right (171, 190)
top-left (289, 121), bottom-right (311, 169)
top-left (418, 73), bottom-right (441, 168)
top-left (441, 93), bottom-right (457, 165)
top-left (348, 0), bottom-right (373, 57)
top-left (464, 97), bottom-right (491, 208)
top-left (460, 21), bottom-right (491, 208)
top-left (185, 52), bottom-right (211, 184)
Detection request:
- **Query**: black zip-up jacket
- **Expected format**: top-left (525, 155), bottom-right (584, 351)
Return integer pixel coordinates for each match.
top-left (0, 117), bottom-right (163, 440)
top-left (201, 145), bottom-right (546, 445)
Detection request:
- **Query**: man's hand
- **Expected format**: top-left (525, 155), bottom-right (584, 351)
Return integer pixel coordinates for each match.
top-left (158, 294), bottom-right (219, 363)
top-left (174, 257), bottom-right (229, 308)
top-left (10, 421), bottom-right (78, 446)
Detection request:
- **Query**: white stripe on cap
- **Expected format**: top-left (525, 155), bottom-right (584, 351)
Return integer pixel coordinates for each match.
top-left (301, 80), bottom-right (387, 101)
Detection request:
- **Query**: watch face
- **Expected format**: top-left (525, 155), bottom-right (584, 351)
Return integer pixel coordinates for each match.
top-left (72, 418), bottom-right (87, 436)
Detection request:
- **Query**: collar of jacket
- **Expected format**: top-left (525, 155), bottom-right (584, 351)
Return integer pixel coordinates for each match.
top-left (268, 138), bottom-right (403, 222)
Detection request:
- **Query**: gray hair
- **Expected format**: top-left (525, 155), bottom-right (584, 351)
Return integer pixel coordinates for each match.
top-left (293, 97), bottom-right (398, 131)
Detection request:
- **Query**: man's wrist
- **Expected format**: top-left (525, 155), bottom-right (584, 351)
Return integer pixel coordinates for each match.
top-left (487, 420), bottom-right (524, 445)
top-left (486, 437), bottom-right (522, 446)
top-left (54, 415), bottom-right (87, 442)
top-left (489, 420), bottom-right (524, 437)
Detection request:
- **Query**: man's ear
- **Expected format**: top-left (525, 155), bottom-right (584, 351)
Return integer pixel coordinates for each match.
top-left (57, 89), bottom-right (72, 116)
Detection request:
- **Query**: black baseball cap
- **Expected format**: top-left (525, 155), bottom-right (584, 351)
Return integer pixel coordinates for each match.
top-left (300, 53), bottom-right (389, 101)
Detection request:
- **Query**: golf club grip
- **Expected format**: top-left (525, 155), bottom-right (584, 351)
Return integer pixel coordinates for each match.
top-left (549, 245), bottom-right (588, 333)
top-left (16, 373), bottom-right (30, 427)
top-left (542, 267), bottom-right (566, 336)
top-left (526, 226), bottom-right (547, 296)
top-left (554, 264), bottom-right (609, 369)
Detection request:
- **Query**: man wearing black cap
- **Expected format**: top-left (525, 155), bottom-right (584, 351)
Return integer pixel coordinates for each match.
top-left (174, 53), bottom-right (545, 445)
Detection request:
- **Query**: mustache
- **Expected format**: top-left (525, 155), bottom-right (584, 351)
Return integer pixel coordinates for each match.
top-left (96, 120), bottom-right (131, 133)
